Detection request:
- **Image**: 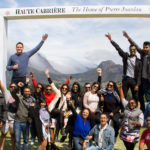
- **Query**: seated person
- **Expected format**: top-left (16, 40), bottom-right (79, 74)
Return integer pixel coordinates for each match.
top-left (82, 113), bottom-right (115, 150)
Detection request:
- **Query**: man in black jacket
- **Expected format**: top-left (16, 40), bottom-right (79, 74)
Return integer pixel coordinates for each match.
top-left (105, 33), bottom-right (142, 102)
top-left (123, 31), bottom-right (150, 112)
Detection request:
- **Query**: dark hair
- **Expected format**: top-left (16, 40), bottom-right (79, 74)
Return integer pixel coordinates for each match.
top-left (80, 108), bottom-right (91, 121)
top-left (100, 113), bottom-right (109, 119)
top-left (45, 85), bottom-right (51, 89)
top-left (36, 83), bottom-right (44, 92)
top-left (128, 99), bottom-right (137, 107)
top-left (91, 81), bottom-right (100, 91)
top-left (143, 41), bottom-right (150, 46)
top-left (84, 82), bottom-right (90, 87)
top-left (16, 42), bottom-right (24, 47)
top-left (129, 44), bottom-right (137, 49)
top-left (23, 87), bottom-right (31, 91)
top-left (106, 81), bottom-right (120, 96)
top-left (61, 84), bottom-right (69, 94)
top-left (9, 82), bottom-right (16, 87)
top-left (71, 82), bottom-right (81, 93)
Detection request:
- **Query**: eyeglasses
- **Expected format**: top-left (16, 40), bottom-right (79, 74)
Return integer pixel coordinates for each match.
top-left (130, 48), bottom-right (136, 52)
top-left (37, 86), bottom-right (42, 89)
top-left (46, 89), bottom-right (51, 91)
top-left (10, 86), bottom-right (16, 88)
top-left (85, 87), bottom-right (91, 89)
top-left (107, 84), bottom-right (113, 87)
top-left (73, 86), bottom-right (78, 89)
top-left (62, 87), bottom-right (68, 90)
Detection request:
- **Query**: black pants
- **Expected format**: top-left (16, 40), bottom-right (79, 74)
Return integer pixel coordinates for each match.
top-left (51, 109), bottom-right (64, 136)
top-left (122, 77), bottom-right (138, 102)
top-left (123, 141), bottom-right (136, 150)
top-left (11, 76), bottom-right (26, 84)
top-left (138, 83), bottom-right (145, 112)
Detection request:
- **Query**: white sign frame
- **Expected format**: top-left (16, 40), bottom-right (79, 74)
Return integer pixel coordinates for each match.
top-left (0, 5), bottom-right (150, 84)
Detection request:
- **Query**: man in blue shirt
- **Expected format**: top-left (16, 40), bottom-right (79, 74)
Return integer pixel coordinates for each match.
top-left (7, 34), bottom-right (48, 84)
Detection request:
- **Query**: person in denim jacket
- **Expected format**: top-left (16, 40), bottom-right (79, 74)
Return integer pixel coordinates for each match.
top-left (82, 113), bottom-right (115, 150)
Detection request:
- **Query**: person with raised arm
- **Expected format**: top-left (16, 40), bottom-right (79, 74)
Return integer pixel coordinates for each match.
top-left (105, 33), bottom-right (142, 103)
top-left (118, 82), bottom-right (144, 150)
top-left (7, 34), bottom-right (48, 84)
top-left (123, 31), bottom-right (150, 112)
top-left (11, 82), bottom-right (36, 150)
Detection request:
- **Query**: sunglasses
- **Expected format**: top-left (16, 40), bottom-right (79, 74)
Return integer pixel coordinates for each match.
top-left (10, 86), bottom-right (16, 88)
top-left (85, 86), bottom-right (91, 89)
top-left (37, 86), bottom-right (42, 89)
top-left (107, 84), bottom-right (113, 87)
top-left (73, 86), bottom-right (78, 89)
top-left (62, 87), bottom-right (68, 90)
top-left (130, 48), bottom-right (136, 52)
top-left (46, 89), bottom-right (51, 91)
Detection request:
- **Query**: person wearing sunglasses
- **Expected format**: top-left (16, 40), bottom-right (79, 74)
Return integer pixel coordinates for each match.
top-left (123, 31), bottom-right (150, 113)
top-left (99, 81), bottom-right (123, 139)
top-left (139, 115), bottom-right (150, 150)
top-left (105, 33), bottom-right (142, 104)
top-left (119, 83), bottom-right (144, 150)
top-left (83, 82), bottom-right (100, 127)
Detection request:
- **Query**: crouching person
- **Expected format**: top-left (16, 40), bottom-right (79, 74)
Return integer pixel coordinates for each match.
top-left (82, 113), bottom-right (115, 150)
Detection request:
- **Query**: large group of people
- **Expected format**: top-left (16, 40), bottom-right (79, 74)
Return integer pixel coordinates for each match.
top-left (0, 31), bottom-right (150, 150)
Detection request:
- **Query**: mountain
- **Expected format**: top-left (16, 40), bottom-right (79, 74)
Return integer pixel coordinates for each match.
top-left (6, 60), bottom-right (122, 86)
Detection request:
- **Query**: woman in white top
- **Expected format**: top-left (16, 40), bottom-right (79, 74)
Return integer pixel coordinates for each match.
top-left (83, 82), bottom-right (100, 127)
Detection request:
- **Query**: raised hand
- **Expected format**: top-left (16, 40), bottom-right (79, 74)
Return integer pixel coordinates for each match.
top-left (42, 34), bottom-right (48, 41)
top-left (30, 72), bottom-right (34, 78)
top-left (96, 68), bottom-right (102, 76)
top-left (26, 76), bottom-right (30, 84)
top-left (118, 82), bottom-right (123, 89)
top-left (105, 33), bottom-right (112, 41)
top-left (12, 64), bottom-right (18, 70)
top-left (123, 31), bottom-right (129, 39)
top-left (45, 69), bottom-right (50, 78)
top-left (18, 82), bottom-right (24, 87)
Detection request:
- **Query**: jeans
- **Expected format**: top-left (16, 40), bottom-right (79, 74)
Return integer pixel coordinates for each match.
top-left (73, 136), bottom-right (89, 150)
top-left (30, 122), bottom-right (36, 142)
top-left (123, 141), bottom-right (136, 150)
top-left (14, 121), bottom-right (29, 150)
top-left (86, 145), bottom-right (104, 150)
top-left (142, 78), bottom-right (150, 102)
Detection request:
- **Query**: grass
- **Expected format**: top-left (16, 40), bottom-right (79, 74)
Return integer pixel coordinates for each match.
top-left (0, 128), bottom-right (147, 150)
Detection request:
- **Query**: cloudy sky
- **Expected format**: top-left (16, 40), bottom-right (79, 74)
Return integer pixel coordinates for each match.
top-left (1, 0), bottom-right (150, 73)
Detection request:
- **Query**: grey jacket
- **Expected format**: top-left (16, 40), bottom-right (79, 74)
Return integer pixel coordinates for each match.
top-left (11, 87), bottom-right (30, 122)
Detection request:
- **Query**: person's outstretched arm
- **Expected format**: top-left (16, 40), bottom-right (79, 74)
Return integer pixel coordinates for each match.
top-left (123, 31), bottom-right (144, 55)
top-left (118, 82), bottom-right (128, 108)
top-left (30, 72), bottom-right (37, 88)
top-left (105, 33), bottom-right (127, 58)
top-left (27, 34), bottom-right (48, 57)
top-left (97, 68), bottom-right (102, 87)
